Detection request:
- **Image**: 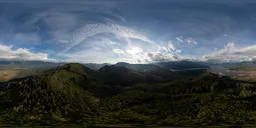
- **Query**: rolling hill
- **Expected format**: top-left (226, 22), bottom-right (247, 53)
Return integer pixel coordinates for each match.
top-left (155, 60), bottom-right (209, 70)
top-left (0, 63), bottom-right (256, 127)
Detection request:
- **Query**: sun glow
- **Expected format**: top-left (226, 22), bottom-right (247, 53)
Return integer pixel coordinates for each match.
top-left (126, 47), bottom-right (143, 55)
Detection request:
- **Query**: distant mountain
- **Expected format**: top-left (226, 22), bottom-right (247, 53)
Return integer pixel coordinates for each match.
top-left (0, 60), bottom-right (64, 69)
top-left (98, 65), bottom-right (164, 86)
top-left (155, 60), bottom-right (209, 70)
top-left (115, 62), bottom-right (179, 79)
top-left (0, 60), bottom-right (211, 83)
top-left (115, 62), bottom-right (160, 71)
top-left (84, 63), bottom-right (110, 70)
top-left (114, 61), bottom-right (209, 71)
top-left (0, 60), bottom-right (112, 70)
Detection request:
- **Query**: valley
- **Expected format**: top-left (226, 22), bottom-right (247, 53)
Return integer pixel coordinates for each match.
top-left (208, 63), bottom-right (256, 82)
top-left (0, 69), bottom-right (23, 82)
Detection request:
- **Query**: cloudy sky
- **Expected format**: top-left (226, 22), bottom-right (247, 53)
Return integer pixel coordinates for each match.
top-left (0, 0), bottom-right (255, 63)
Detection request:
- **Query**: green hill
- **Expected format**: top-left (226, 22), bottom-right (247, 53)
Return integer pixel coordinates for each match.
top-left (0, 63), bottom-right (256, 126)
top-left (0, 64), bottom-right (98, 124)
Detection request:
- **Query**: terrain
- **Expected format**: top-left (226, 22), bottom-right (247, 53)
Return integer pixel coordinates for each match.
top-left (0, 62), bottom-right (256, 127)
top-left (0, 60), bottom-right (209, 82)
top-left (208, 62), bottom-right (256, 82)
top-left (0, 68), bottom-right (24, 82)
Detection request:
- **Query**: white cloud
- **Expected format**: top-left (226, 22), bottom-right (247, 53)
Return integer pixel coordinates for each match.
top-left (60, 49), bottom-right (134, 64)
top-left (186, 38), bottom-right (198, 45)
top-left (168, 41), bottom-right (176, 51)
top-left (126, 47), bottom-right (143, 55)
top-left (104, 10), bottom-right (126, 22)
top-left (146, 52), bottom-right (180, 62)
top-left (238, 45), bottom-right (256, 55)
top-left (113, 49), bottom-right (125, 54)
top-left (63, 23), bottom-right (154, 53)
top-left (176, 36), bottom-right (184, 43)
top-left (109, 41), bottom-right (121, 46)
top-left (0, 44), bottom-right (54, 61)
top-left (157, 41), bottom-right (180, 54)
top-left (200, 42), bottom-right (256, 63)
top-left (176, 36), bottom-right (198, 45)
top-left (176, 49), bottom-right (182, 53)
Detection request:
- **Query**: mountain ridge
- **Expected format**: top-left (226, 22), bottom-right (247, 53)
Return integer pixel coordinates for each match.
top-left (0, 63), bottom-right (256, 126)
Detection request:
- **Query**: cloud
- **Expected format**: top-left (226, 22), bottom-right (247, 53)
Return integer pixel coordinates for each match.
top-left (113, 49), bottom-right (125, 54)
top-left (147, 52), bottom-right (180, 62)
top-left (176, 49), bottom-right (182, 53)
top-left (176, 36), bottom-right (198, 45)
top-left (186, 38), bottom-right (198, 45)
top-left (60, 49), bottom-right (136, 64)
top-left (1, 0), bottom-right (256, 64)
top-left (63, 23), bottom-right (154, 53)
top-left (0, 44), bottom-right (54, 61)
top-left (157, 41), bottom-right (181, 54)
top-left (176, 36), bottom-right (184, 43)
top-left (168, 41), bottom-right (176, 51)
top-left (126, 47), bottom-right (143, 55)
top-left (109, 40), bottom-right (121, 46)
top-left (238, 45), bottom-right (256, 55)
top-left (200, 42), bottom-right (256, 63)
top-left (14, 33), bottom-right (41, 45)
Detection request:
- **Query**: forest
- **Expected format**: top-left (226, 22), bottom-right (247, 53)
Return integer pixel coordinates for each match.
top-left (0, 63), bottom-right (255, 127)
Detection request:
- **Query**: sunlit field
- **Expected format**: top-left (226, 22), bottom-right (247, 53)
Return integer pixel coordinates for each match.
top-left (0, 69), bottom-right (25, 82)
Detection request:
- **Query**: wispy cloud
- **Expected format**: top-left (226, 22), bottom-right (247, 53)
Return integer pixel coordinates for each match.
top-left (0, 0), bottom-right (256, 63)
top-left (176, 36), bottom-right (198, 45)
top-left (113, 49), bottom-right (125, 54)
top-left (176, 36), bottom-right (184, 43)
top-left (186, 38), bottom-right (198, 45)
top-left (63, 23), bottom-right (154, 53)
top-left (14, 33), bottom-right (41, 45)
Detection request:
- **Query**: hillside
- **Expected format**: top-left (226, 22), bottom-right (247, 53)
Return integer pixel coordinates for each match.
top-left (156, 60), bottom-right (209, 70)
top-left (115, 62), bottom-right (160, 71)
top-left (0, 63), bottom-right (256, 127)
top-left (0, 60), bottom-right (64, 69)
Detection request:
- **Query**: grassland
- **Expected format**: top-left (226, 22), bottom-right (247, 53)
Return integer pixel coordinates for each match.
top-left (227, 63), bottom-right (256, 81)
top-left (209, 63), bottom-right (256, 82)
top-left (0, 68), bottom-right (39, 82)
top-left (0, 68), bottom-right (25, 82)
top-left (233, 71), bottom-right (256, 81)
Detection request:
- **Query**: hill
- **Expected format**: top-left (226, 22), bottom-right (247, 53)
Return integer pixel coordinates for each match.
top-left (115, 62), bottom-right (160, 72)
top-left (156, 60), bottom-right (209, 70)
top-left (0, 60), bottom-right (64, 69)
top-left (98, 65), bottom-right (166, 86)
top-left (84, 63), bottom-right (110, 70)
top-left (0, 63), bottom-right (256, 126)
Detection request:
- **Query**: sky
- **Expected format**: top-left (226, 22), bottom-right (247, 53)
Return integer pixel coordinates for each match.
top-left (0, 0), bottom-right (256, 64)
